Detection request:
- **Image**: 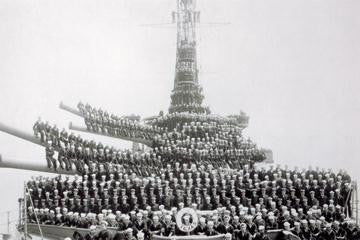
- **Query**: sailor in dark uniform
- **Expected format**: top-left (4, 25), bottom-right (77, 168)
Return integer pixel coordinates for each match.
top-left (253, 225), bottom-right (270, 240)
top-left (161, 214), bottom-right (173, 236)
top-left (319, 223), bottom-right (336, 240)
top-left (223, 214), bottom-right (234, 234)
top-left (119, 214), bottom-right (133, 231)
top-left (193, 217), bottom-right (207, 235)
top-left (134, 212), bottom-right (145, 235)
top-left (96, 221), bottom-right (112, 240)
top-left (234, 223), bottom-right (251, 240)
top-left (206, 221), bottom-right (220, 236)
top-left (332, 221), bottom-right (346, 240)
top-left (83, 225), bottom-right (98, 240)
top-left (149, 215), bottom-right (163, 236)
top-left (120, 196), bottom-right (130, 213)
top-left (346, 220), bottom-right (360, 240)
top-left (45, 143), bottom-right (57, 169)
top-left (72, 231), bottom-right (84, 240)
top-left (202, 195), bottom-right (212, 210)
top-left (291, 222), bottom-right (303, 238)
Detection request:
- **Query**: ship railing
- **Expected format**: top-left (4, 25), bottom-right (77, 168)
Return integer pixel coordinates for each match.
top-left (23, 183), bottom-right (44, 240)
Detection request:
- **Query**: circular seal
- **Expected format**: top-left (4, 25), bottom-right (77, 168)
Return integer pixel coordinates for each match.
top-left (175, 207), bottom-right (199, 233)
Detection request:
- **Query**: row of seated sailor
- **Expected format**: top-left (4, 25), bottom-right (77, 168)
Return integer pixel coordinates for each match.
top-left (78, 103), bottom-right (250, 145)
top-left (33, 119), bottom-right (158, 166)
top-left (155, 119), bottom-right (244, 140)
top-left (26, 205), bottom-right (360, 240)
top-left (77, 102), bottom-right (163, 138)
top-left (44, 143), bottom-right (262, 175)
top-left (152, 137), bottom-right (263, 160)
top-left (32, 120), bottom-right (163, 172)
top-left (169, 103), bottom-right (209, 115)
top-left (152, 119), bottom-right (256, 149)
top-left (26, 163), bottom-right (353, 217)
top-left (33, 119), bottom-right (265, 173)
top-left (151, 115), bottom-right (266, 163)
top-left (147, 112), bottom-right (245, 130)
top-left (33, 120), bottom-right (262, 174)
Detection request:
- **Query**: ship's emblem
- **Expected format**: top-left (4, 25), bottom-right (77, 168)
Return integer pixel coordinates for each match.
top-left (175, 208), bottom-right (198, 233)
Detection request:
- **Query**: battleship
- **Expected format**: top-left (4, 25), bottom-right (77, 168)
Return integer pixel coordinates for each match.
top-left (0, 1), bottom-right (358, 240)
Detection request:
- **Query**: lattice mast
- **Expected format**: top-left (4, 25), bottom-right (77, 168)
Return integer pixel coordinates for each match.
top-left (169, 0), bottom-right (208, 114)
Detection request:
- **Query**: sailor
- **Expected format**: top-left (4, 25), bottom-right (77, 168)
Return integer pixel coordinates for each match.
top-left (83, 225), bottom-right (98, 240)
top-left (149, 215), bottom-right (162, 236)
top-left (234, 223), bottom-right (251, 240)
top-left (72, 231), bottom-right (84, 240)
top-left (97, 221), bottom-right (112, 240)
top-left (253, 225), bottom-right (270, 240)
top-left (245, 215), bottom-right (257, 236)
top-left (45, 143), bottom-right (57, 169)
top-left (211, 215), bottom-right (224, 234)
top-left (119, 214), bottom-right (133, 231)
top-left (291, 222), bottom-right (303, 238)
top-left (202, 195), bottom-right (212, 210)
top-left (318, 223), bottom-right (336, 240)
top-left (124, 228), bottom-right (137, 240)
top-left (332, 221), bottom-right (346, 239)
top-left (206, 221), bottom-right (219, 236)
top-left (161, 214), bottom-right (173, 236)
top-left (134, 212), bottom-right (145, 234)
top-left (346, 220), bottom-right (360, 240)
top-left (266, 215), bottom-right (278, 230)
top-left (223, 214), bottom-right (234, 234)
top-left (120, 196), bottom-right (130, 213)
top-left (193, 217), bottom-right (207, 235)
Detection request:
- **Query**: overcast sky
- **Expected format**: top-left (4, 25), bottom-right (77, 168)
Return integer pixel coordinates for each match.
top-left (0, 0), bottom-right (360, 234)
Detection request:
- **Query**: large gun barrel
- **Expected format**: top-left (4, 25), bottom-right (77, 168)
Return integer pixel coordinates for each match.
top-left (0, 154), bottom-right (76, 175)
top-left (0, 122), bottom-right (42, 146)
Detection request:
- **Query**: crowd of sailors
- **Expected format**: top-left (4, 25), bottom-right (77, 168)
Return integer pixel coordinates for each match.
top-left (25, 162), bottom-right (358, 239)
top-left (32, 115), bottom-right (265, 173)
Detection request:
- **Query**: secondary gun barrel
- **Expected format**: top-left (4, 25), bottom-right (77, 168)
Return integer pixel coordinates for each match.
top-left (59, 102), bottom-right (83, 117)
top-left (0, 154), bottom-right (76, 175)
top-left (69, 122), bottom-right (153, 147)
top-left (0, 122), bottom-right (42, 146)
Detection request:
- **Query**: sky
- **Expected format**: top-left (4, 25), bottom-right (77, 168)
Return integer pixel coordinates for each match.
top-left (0, 0), bottom-right (360, 236)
